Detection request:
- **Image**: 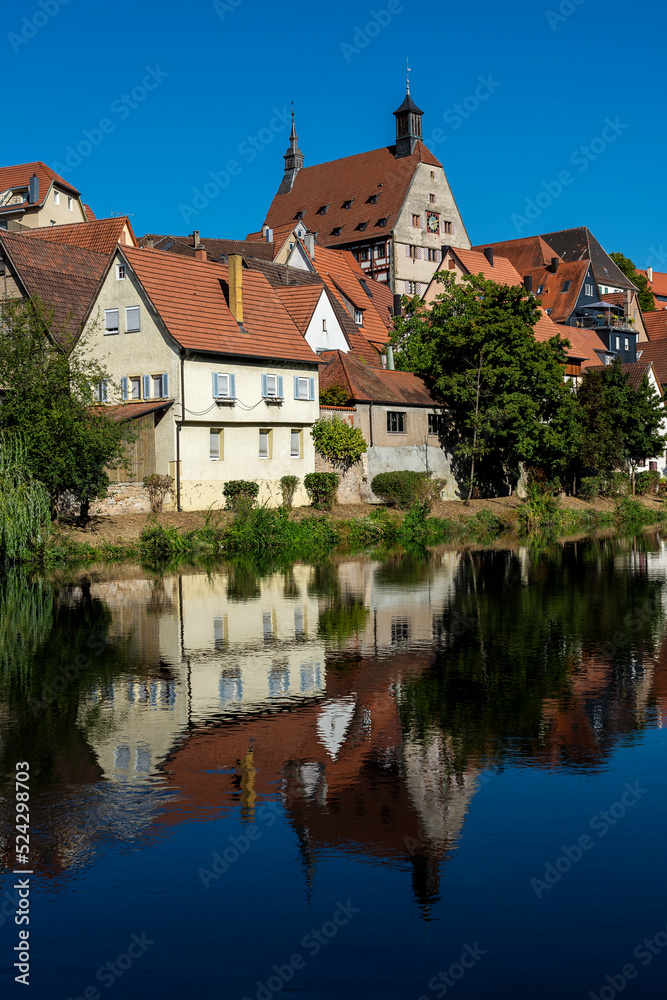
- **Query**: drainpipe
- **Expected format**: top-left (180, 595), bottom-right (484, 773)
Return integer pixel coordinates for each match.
top-left (368, 403), bottom-right (373, 447)
top-left (176, 350), bottom-right (185, 511)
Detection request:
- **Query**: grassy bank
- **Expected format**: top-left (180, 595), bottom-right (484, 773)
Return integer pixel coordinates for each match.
top-left (29, 494), bottom-right (667, 570)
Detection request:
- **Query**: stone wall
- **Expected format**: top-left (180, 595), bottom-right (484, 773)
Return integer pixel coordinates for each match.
top-left (91, 483), bottom-right (174, 516)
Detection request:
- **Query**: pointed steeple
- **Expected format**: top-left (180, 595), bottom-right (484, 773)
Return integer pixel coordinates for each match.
top-left (393, 66), bottom-right (424, 158)
top-left (278, 105), bottom-right (304, 194)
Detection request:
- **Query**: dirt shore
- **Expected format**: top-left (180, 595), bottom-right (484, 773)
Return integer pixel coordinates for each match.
top-left (56, 494), bottom-right (666, 547)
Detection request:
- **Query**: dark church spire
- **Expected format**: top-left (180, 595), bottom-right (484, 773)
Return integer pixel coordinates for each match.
top-left (393, 66), bottom-right (424, 159)
top-left (279, 105), bottom-right (304, 194)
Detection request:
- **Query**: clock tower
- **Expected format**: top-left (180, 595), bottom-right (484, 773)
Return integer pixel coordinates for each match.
top-left (393, 81), bottom-right (424, 159)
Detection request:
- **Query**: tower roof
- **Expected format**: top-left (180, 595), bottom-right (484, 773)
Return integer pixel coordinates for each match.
top-left (393, 90), bottom-right (424, 117)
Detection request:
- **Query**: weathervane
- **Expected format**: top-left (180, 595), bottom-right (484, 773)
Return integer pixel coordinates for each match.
top-left (406, 58), bottom-right (411, 94)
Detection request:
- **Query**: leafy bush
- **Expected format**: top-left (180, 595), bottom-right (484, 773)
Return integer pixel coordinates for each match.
top-left (371, 470), bottom-right (432, 510)
top-left (279, 475), bottom-right (300, 510)
top-left (602, 472), bottom-right (630, 498)
top-left (223, 480), bottom-right (259, 512)
top-left (142, 473), bottom-right (174, 514)
top-left (579, 476), bottom-right (600, 501)
top-left (635, 470), bottom-right (660, 496)
top-left (311, 417), bottom-right (367, 468)
top-left (304, 472), bottom-right (339, 510)
top-left (139, 523), bottom-right (188, 565)
top-left (319, 384), bottom-right (351, 407)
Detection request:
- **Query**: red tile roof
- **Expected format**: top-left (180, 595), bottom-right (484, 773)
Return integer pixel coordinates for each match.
top-left (643, 311), bottom-right (667, 340)
top-left (23, 217), bottom-right (136, 254)
top-left (121, 246), bottom-right (320, 364)
top-left (585, 360), bottom-right (659, 392)
top-left (637, 341), bottom-right (667, 386)
top-left (521, 260), bottom-right (590, 323)
top-left (0, 161), bottom-right (80, 211)
top-left (84, 204), bottom-right (97, 222)
top-left (447, 245), bottom-right (523, 287)
top-left (320, 350), bottom-right (435, 406)
top-left (555, 327), bottom-right (609, 367)
top-left (139, 233), bottom-right (277, 262)
top-left (472, 235), bottom-right (557, 273)
top-left (263, 143), bottom-right (443, 248)
top-left (0, 230), bottom-right (108, 349)
top-left (273, 285), bottom-right (323, 334)
top-left (245, 223), bottom-right (300, 258)
top-left (312, 245), bottom-right (390, 350)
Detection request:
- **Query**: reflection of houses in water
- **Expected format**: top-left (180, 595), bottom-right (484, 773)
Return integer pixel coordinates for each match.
top-left (78, 568), bottom-right (326, 784)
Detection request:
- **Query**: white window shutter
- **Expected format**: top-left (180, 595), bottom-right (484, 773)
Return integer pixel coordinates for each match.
top-left (309, 377), bottom-right (315, 400)
top-left (212, 372), bottom-right (219, 398)
top-left (405, 244), bottom-right (410, 257)
top-left (277, 375), bottom-right (284, 399)
top-left (162, 373), bottom-right (169, 397)
top-left (121, 377), bottom-right (129, 401)
top-left (261, 374), bottom-right (268, 398)
top-left (293, 376), bottom-right (299, 399)
top-left (229, 373), bottom-right (236, 399)
top-left (143, 375), bottom-right (150, 399)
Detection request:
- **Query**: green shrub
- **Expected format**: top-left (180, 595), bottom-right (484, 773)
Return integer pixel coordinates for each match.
top-left (304, 472), bottom-right (339, 510)
top-left (603, 472), bottom-right (630, 498)
top-left (311, 418), bottom-right (367, 467)
top-left (223, 479), bottom-right (259, 512)
top-left (139, 523), bottom-right (188, 564)
top-left (279, 475), bottom-right (300, 510)
top-left (142, 473), bottom-right (174, 514)
top-left (371, 470), bottom-right (431, 510)
top-left (635, 470), bottom-right (660, 496)
top-left (579, 476), bottom-right (600, 501)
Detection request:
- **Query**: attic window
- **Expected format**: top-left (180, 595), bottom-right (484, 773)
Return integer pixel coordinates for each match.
top-left (537, 284), bottom-right (545, 294)
top-left (377, 217), bottom-right (388, 227)
top-left (561, 280), bottom-right (571, 292)
top-left (356, 222), bottom-right (368, 232)
top-left (162, 240), bottom-right (174, 250)
top-left (367, 194), bottom-right (378, 204)
top-left (546, 308), bottom-right (553, 315)
top-left (342, 200), bottom-right (353, 210)
top-left (295, 211), bottom-right (304, 220)
top-left (354, 308), bottom-right (363, 325)
top-left (316, 205), bottom-right (329, 215)
top-left (331, 227), bottom-right (342, 236)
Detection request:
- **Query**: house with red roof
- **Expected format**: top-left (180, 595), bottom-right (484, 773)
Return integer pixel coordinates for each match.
top-left (638, 267), bottom-right (667, 311)
top-left (68, 245), bottom-right (323, 509)
top-left (258, 89), bottom-right (470, 294)
top-left (0, 161), bottom-right (90, 230)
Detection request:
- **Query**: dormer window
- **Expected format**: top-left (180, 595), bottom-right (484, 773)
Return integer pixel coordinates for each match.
top-left (377, 217), bottom-right (388, 227)
top-left (354, 308), bottom-right (363, 325)
top-left (367, 194), bottom-right (379, 204)
top-left (537, 284), bottom-right (545, 294)
top-left (561, 281), bottom-right (571, 292)
top-left (295, 211), bottom-right (303, 220)
top-left (342, 200), bottom-right (353, 210)
top-left (356, 222), bottom-right (368, 232)
top-left (331, 227), bottom-right (342, 236)
top-left (316, 205), bottom-right (329, 215)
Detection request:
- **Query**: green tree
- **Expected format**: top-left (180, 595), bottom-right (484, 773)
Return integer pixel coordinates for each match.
top-left (311, 416), bottom-right (367, 469)
top-left (575, 358), bottom-right (666, 493)
top-left (392, 272), bottom-right (573, 502)
top-left (609, 252), bottom-right (655, 312)
top-left (0, 297), bottom-right (126, 520)
top-left (319, 384), bottom-right (351, 406)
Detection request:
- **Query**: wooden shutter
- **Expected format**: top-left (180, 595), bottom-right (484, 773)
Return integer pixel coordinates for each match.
top-left (309, 377), bottom-right (315, 400)
top-left (143, 375), bottom-right (150, 399)
top-left (162, 373), bottom-right (169, 397)
top-left (293, 376), bottom-right (299, 399)
top-left (229, 373), bottom-right (236, 400)
top-left (212, 372), bottom-right (219, 398)
top-left (121, 377), bottom-right (129, 401)
top-left (261, 374), bottom-right (268, 398)
top-left (277, 375), bottom-right (284, 399)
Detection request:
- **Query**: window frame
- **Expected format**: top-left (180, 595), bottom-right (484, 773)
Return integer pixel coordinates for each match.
top-left (67, 196), bottom-right (73, 211)
top-left (411, 214), bottom-right (421, 228)
top-left (104, 308), bottom-right (119, 335)
top-left (290, 428), bottom-right (303, 459)
top-left (259, 428), bottom-right (272, 459)
top-left (53, 191), bottom-right (60, 206)
top-left (116, 264), bottom-right (126, 281)
top-left (125, 305), bottom-right (140, 333)
top-left (387, 411), bottom-right (406, 434)
top-left (129, 376), bottom-right (141, 401)
top-left (210, 428), bottom-right (223, 461)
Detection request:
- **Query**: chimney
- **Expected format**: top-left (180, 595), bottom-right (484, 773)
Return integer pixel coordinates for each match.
top-left (28, 174), bottom-right (39, 204)
top-left (192, 230), bottom-right (200, 249)
top-left (523, 275), bottom-right (533, 293)
top-left (144, 237), bottom-right (154, 249)
top-left (195, 246), bottom-right (207, 262)
top-left (266, 227), bottom-right (273, 243)
top-left (482, 247), bottom-right (494, 266)
top-left (548, 256), bottom-right (559, 273)
top-left (304, 232), bottom-right (315, 258)
top-left (392, 293), bottom-right (402, 317)
top-left (387, 345), bottom-right (395, 370)
top-left (228, 253), bottom-right (243, 323)
top-left (647, 267), bottom-right (653, 283)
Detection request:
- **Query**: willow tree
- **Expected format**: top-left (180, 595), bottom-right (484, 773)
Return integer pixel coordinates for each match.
top-left (0, 431), bottom-right (50, 562)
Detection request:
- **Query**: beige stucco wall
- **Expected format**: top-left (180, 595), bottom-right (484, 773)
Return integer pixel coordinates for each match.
top-left (392, 162), bottom-right (471, 293)
top-left (14, 183), bottom-right (88, 228)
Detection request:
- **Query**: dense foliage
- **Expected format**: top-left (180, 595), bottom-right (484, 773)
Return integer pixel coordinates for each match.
top-left (319, 384), bottom-right (351, 406)
top-left (311, 417), bottom-right (367, 468)
top-left (279, 475), bottom-right (300, 510)
top-left (304, 472), bottom-right (339, 510)
top-left (0, 432), bottom-right (50, 563)
top-left (371, 470), bottom-right (432, 509)
top-left (223, 479), bottom-right (260, 511)
top-left (393, 272), bottom-right (574, 502)
top-left (609, 252), bottom-right (655, 312)
top-left (0, 297), bottom-right (125, 519)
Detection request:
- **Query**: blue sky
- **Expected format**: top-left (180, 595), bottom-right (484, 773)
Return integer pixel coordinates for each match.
top-left (6, 0), bottom-right (666, 268)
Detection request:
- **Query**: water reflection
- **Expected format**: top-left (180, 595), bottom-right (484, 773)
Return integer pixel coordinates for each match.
top-left (1, 533), bottom-right (667, 908)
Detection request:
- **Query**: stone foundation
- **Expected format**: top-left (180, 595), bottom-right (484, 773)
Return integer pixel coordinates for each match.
top-left (91, 483), bottom-right (175, 516)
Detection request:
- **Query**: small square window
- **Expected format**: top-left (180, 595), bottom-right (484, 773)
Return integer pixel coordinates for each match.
top-left (537, 284), bottom-right (545, 294)
top-left (624, 337), bottom-right (629, 350)
top-left (266, 374), bottom-right (277, 397)
top-left (210, 429), bottom-right (222, 460)
top-left (291, 429), bottom-right (302, 458)
top-left (428, 413), bottom-right (445, 435)
top-left (67, 196), bottom-right (73, 211)
top-left (104, 309), bottom-right (119, 335)
top-left (429, 193), bottom-right (436, 203)
top-left (354, 308), bottom-right (363, 325)
top-left (125, 306), bottom-right (140, 332)
top-left (561, 281), bottom-right (571, 292)
top-left (411, 214), bottom-right (421, 227)
top-left (53, 191), bottom-right (60, 205)
top-left (295, 377), bottom-right (309, 400)
top-left (259, 429), bottom-right (271, 459)
top-left (375, 244), bottom-right (386, 258)
top-left (116, 264), bottom-right (126, 281)
top-left (387, 411), bottom-right (405, 433)
top-left (430, 170), bottom-right (435, 179)
top-left (152, 375), bottom-right (164, 398)
top-left (442, 221), bottom-right (453, 235)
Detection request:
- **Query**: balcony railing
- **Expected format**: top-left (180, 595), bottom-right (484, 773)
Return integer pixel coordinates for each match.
top-left (573, 315), bottom-right (636, 331)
